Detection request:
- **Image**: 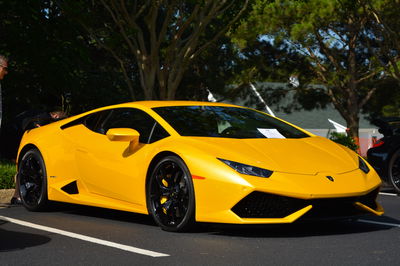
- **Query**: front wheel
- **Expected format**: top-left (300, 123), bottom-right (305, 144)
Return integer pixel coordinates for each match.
top-left (388, 149), bottom-right (400, 193)
top-left (18, 148), bottom-right (49, 211)
top-left (146, 156), bottom-right (195, 232)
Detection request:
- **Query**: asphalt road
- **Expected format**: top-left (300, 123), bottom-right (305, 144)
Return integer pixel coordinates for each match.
top-left (0, 192), bottom-right (399, 266)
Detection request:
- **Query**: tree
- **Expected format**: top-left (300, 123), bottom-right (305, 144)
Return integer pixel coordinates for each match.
top-left (0, 1), bottom-right (131, 119)
top-left (176, 36), bottom-right (242, 101)
top-left (0, 0), bottom-right (137, 158)
top-left (234, 0), bottom-right (400, 143)
top-left (60, 0), bottom-right (250, 100)
top-left (224, 39), bottom-right (326, 113)
top-left (362, 0), bottom-right (400, 82)
top-left (362, 77), bottom-right (400, 118)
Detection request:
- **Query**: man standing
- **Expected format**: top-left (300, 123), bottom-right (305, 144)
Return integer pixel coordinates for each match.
top-left (0, 54), bottom-right (9, 129)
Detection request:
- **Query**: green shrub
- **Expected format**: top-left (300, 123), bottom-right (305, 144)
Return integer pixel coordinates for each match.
top-left (0, 160), bottom-right (16, 189)
top-left (329, 131), bottom-right (359, 152)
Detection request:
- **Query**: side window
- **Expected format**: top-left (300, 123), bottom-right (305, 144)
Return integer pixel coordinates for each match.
top-left (84, 110), bottom-right (112, 134)
top-left (100, 108), bottom-right (169, 143)
top-left (149, 122), bottom-right (170, 143)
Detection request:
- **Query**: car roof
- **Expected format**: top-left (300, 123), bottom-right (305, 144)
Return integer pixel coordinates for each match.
top-left (114, 101), bottom-right (240, 109)
top-left (58, 101), bottom-right (245, 128)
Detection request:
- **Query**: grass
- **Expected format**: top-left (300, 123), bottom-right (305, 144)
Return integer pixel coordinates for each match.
top-left (0, 159), bottom-right (16, 189)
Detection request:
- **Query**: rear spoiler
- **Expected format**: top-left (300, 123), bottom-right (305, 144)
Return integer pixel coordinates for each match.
top-left (371, 117), bottom-right (400, 137)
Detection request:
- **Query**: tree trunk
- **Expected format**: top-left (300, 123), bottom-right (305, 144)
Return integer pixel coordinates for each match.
top-left (94, 0), bottom-right (249, 101)
top-left (137, 53), bottom-right (158, 100)
top-left (345, 114), bottom-right (360, 154)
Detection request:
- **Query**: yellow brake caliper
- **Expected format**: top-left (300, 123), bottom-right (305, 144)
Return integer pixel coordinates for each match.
top-left (161, 178), bottom-right (169, 214)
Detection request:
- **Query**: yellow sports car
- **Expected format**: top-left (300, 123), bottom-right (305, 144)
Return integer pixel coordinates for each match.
top-left (17, 101), bottom-right (383, 231)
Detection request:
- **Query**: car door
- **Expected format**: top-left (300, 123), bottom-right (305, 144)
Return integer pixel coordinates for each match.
top-left (64, 107), bottom-right (169, 204)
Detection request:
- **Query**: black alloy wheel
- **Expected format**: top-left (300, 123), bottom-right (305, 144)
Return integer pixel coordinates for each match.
top-left (147, 156), bottom-right (195, 232)
top-left (388, 149), bottom-right (400, 193)
top-left (18, 149), bottom-right (49, 211)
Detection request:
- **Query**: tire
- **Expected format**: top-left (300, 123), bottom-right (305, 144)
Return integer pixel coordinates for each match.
top-left (388, 149), bottom-right (400, 193)
top-left (18, 148), bottom-right (49, 211)
top-left (146, 156), bottom-right (195, 232)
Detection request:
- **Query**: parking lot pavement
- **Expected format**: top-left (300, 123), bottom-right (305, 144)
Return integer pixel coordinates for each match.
top-left (0, 192), bottom-right (399, 265)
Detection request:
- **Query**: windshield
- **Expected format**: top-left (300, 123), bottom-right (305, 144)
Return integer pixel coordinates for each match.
top-left (153, 106), bottom-right (309, 139)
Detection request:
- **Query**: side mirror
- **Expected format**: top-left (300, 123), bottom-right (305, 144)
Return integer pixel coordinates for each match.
top-left (106, 128), bottom-right (140, 143)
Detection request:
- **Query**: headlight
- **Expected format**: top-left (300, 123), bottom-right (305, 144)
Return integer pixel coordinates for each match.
top-left (359, 157), bottom-right (370, 174)
top-left (218, 158), bottom-right (273, 178)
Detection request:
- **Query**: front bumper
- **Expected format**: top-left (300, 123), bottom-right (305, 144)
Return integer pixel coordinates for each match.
top-left (193, 167), bottom-right (383, 224)
top-left (231, 188), bottom-right (383, 222)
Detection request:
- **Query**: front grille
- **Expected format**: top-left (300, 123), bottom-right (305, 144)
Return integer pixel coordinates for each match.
top-left (301, 197), bottom-right (364, 219)
top-left (232, 189), bottom-right (379, 219)
top-left (231, 192), bottom-right (308, 218)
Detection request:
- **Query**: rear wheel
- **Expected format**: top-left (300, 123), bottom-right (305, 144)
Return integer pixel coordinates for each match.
top-left (388, 149), bottom-right (400, 193)
top-left (146, 156), bottom-right (195, 232)
top-left (18, 148), bottom-right (49, 211)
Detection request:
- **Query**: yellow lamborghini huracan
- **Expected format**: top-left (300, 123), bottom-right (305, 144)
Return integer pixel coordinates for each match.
top-left (17, 101), bottom-right (383, 231)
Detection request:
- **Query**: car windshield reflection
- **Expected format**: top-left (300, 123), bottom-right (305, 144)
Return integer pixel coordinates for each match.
top-left (153, 106), bottom-right (309, 139)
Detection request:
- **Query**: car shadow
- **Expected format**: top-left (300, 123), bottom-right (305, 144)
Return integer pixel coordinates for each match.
top-left (0, 220), bottom-right (51, 252)
top-left (202, 215), bottom-right (400, 237)
top-left (49, 202), bottom-right (155, 226)
top-left (21, 202), bottom-right (400, 237)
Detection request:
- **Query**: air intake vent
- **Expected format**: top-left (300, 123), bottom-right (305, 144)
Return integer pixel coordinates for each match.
top-left (232, 192), bottom-right (308, 218)
top-left (232, 189), bottom-right (380, 219)
top-left (61, 181), bottom-right (79, 194)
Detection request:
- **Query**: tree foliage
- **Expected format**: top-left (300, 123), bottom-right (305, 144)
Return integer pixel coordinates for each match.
top-left (362, 0), bottom-right (400, 82)
top-left (329, 131), bottom-right (359, 151)
top-left (1, 0), bottom-right (400, 154)
top-left (176, 36), bottom-right (241, 101)
top-left (362, 77), bottom-right (400, 118)
top-left (0, 0), bottom-right (134, 158)
top-left (0, 0), bottom-right (131, 119)
top-left (59, 0), bottom-right (250, 100)
top-left (233, 0), bottom-right (400, 140)
top-left (223, 38), bottom-right (329, 113)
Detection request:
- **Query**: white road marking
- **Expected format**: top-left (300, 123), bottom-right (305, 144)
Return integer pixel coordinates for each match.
top-left (379, 192), bottom-right (398, 196)
top-left (0, 215), bottom-right (169, 257)
top-left (357, 219), bottom-right (400, 228)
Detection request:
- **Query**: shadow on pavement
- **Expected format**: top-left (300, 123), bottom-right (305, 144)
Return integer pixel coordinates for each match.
top-left (8, 201), bottom-right (398, 237)
top-left (0, 220), bottom-right (51, 252)
top-left (50, 202), bottom-right (400, 237)
top-left (202, 215), bottom-right (400, 238)
top-left (49, 202), bottom-right (155, 227)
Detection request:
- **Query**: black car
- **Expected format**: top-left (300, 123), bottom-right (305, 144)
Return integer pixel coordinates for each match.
top-left (367, 117), bottom-right (400, 193)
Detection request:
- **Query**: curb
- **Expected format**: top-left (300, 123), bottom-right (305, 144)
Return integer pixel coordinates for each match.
top-left (0, 188), bottom-right (15, 205)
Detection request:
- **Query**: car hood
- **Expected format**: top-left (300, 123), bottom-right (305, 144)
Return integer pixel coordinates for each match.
top-left (184, 136), bottom-right (358, 175)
